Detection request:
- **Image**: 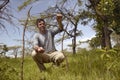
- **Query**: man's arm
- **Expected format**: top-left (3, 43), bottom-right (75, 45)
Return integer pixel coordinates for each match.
top-left (33, 34), bottom-right (45, 53)
top-left (56, 13), bottom-right (63, 31)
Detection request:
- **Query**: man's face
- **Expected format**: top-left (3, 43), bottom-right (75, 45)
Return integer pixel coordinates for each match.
top-left (38, 21), bottom-right (46, 33)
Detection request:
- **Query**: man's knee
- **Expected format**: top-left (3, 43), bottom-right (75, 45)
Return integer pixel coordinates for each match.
top-left (56, 52), bottom-right (65, 63)
top-left (59, 55), bottom-right (65, 62)
top-left (31, 50), bottom-right (37, 57)
top-left (59, 52), bottom-right (65, 58)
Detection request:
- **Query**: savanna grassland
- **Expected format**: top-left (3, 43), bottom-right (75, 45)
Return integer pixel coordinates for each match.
top-left (0, 49), bottom-right (120, 80)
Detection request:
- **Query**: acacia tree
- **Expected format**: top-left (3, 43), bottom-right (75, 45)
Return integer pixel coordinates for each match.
top-left (55, 4), bottom-right (83, 54)
top-left (44, 0), bottom-right (85, 54)
top-left (86, 0), bottom-right (120, 50)
top-left (86, 0), bottom-right (117, 50)
top-left (8, 46), bottom-right (21, 58)
top-left (18, 0), bottom-right (84, 54)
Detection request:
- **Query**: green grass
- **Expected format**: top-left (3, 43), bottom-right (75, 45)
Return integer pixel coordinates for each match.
top-left (0, 49), bottom-right (120, 80)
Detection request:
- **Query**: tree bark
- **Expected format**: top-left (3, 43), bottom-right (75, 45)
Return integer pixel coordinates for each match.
top-left (103, 21), bottom-right (112, 49)
top-left (21, 7), bottom-right (32, 80)
top-left (72, 25), bottom-right (77, 54)
top-left (101, 26), bottom-right (106, 49)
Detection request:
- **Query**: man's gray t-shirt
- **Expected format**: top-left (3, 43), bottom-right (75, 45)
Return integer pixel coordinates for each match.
top-left (32, 27), bottom-right (61, 53)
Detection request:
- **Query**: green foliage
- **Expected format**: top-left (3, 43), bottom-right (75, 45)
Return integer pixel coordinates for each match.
top-left (0, 58), bottom-right (20, 80)
top-left (95, 48), bottom-right (120, 71)
top-left (0, 49), bottom-right (120, 80)
top-left (3, 45), bottom-right (8, 52)
top-left (18, 0), bottom-right (33, 11)
top-left (0, 45), bottom-right (8, 56)
top-left (97, 0), bottom-right (115, 15)
top-left (96, 48), bottom-right (117, 59)
top-left (89, 37), bottom-right (101, 48)
top-left (112, 0), bottom-right (120, 34)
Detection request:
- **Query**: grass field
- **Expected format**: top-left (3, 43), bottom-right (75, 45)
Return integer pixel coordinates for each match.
top-left (0, 49), bottom-right (120, 80)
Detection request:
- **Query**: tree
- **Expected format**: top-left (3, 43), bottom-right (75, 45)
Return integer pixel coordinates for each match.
top-left (86, 0), bottom-right (117, 50)
top-left (86, 0), bottom-right (120, 50)
top-left (20, 7), bottom-right (31, 80)
top-left (18, 0), bottom-right (84, 54)
top-left (55, 4), bottom-right (83, 54)
top-left (0, 44), bottom-right (8, 57)
top-left (8, 46), bottom-right (21, 58)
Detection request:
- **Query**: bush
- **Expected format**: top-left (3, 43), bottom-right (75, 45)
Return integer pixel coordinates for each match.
top-left (0, 58), bottom-right (19, 80)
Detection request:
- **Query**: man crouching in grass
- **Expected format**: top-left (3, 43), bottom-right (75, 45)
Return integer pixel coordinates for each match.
top-left (31, 13), bottom-right (65, 72)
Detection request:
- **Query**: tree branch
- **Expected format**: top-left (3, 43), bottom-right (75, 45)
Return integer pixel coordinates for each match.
top-left (0, 0), bottom-right (9, 10)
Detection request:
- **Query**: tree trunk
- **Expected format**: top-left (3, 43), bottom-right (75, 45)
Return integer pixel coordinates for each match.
top-left (72, 26), bottom-right (77, 54)
top-left (21, 7), bottom-right (32, 80)
top-left (101, 26), bottom-right (106, 49)
top-left (103, 21), bottom-right (112, 50)
top-left (14, 49), bottom-right (18, 59)
top-left (101, 21), bottom-right (112, 50)
top-left (72, 38), bottom-right (76, 54)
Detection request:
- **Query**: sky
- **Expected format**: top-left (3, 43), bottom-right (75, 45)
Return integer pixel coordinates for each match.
top-left (0, 0), bottom-right (96, 51)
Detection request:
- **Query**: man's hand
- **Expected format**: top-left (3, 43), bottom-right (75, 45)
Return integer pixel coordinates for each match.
top-left (37, 47), bottom-right (45, 53)
top-left (56, 13), bottom-right (63, 31)
top-left (56, 13), bottom-right (62, 22)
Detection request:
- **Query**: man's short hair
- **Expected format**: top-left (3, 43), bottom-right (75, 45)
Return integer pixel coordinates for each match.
top-left (36, 18), bottom-right (45, 27)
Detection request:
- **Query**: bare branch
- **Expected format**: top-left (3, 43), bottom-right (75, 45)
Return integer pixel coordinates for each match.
top-left (0, 0), bottom-right (9, 10)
